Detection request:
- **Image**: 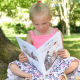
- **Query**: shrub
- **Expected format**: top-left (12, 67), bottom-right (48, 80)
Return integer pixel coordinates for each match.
top-left (8, 22), bottom-right (27, 34)
top-left (26, 25), bottom-right (35, 33)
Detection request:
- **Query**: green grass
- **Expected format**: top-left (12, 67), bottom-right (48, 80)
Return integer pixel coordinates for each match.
top-left (4, 30), bottom-right (80, 60)
top-left (7, 35), bottom-right (27, 48)
top-left (1, 27), bottom-right (80, 79)
top-left (6, 33), bottom-right (80, 60)
top-left (63, 33), bottom-right (80, 59)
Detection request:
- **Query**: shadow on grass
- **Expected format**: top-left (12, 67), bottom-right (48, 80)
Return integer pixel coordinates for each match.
top-left (0, 73), bottom-right (7, 80)
top-left (0, 33), bottom-right (80, 80)
top-left (7, 36), bottom-right (26, 48)
top-left (7, 34), bottom-right (80, 60)
top-left (63, 34), bottom-right (80, 59)
top-left (0, 36), bottom-right (26, 80)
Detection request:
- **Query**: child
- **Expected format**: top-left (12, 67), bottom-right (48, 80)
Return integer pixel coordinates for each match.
top-left (6, 1), bottom-right (80, 80)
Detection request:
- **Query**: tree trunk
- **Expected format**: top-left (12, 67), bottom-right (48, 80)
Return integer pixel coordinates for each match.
top-left (66, 19), bottom-right (70, 36)
top-left (60, 16), bottom-right (65, 34)
top-left (0, 28), bottom-right (21, 64)
top-left (61, 20), bottom-right (65, 34)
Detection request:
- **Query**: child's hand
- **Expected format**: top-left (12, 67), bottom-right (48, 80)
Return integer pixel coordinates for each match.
top-left (19, 52), bottom-right (28, 63)
top-left (57, 49), bottom-right (70, 58)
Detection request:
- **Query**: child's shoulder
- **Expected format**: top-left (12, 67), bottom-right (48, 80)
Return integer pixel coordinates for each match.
top-left (26, 32), bottom-right (33, 44)
top-left (27, 30), bottom-right (34, 36)
top-left (51, 27), bottom-right (60, 34)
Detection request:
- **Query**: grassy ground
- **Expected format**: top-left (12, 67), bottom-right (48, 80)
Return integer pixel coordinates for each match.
top-left (63, 33), bottom-right (80, 59)
top-left (0, 28), bottom-right (80, 79)
top-left (6, 33), bottom-right (80, 59)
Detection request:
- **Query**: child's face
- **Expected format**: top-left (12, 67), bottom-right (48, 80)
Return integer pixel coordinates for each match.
top-left (31, 13), bottom-right (51, 33)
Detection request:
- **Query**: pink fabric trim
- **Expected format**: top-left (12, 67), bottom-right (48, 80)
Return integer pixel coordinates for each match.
top-left (30, 28), bottom-right (58, 49)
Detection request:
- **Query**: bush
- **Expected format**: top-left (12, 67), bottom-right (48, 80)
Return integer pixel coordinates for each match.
top-left (70, 22), bottom-right (80, 33)
top-left (26, 25), bottom-right (35, 33)
top-left (0, 21), bottom-right (35, 34)
top-left (8, 22), bottom-right (27, 34)
top-left (55, 21), bottom-right (80, 33)
top-left (8, 22), bottom-right (35, 34)
top-left (55, 22), bottom-right (66, 33)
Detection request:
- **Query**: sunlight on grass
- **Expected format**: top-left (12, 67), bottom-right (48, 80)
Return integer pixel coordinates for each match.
top-left (2, 27), bottom-right (80, 59)
top-left (63, 38), bottom-right (80, 41)
top-left (1, 29), bottom-right (80, 80)
top-left (63, 34), bottom-right (80, 59)
top-left (6, 33), bottom-right (80, 60)
top-left (15, 34), bottom-right (27, 37)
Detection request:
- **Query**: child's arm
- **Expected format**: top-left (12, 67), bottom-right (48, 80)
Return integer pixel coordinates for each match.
top-left (26, 32), bottom-right (33, 45)
top-left (57, 31), bottom-right (70, 58)
top-left (19, 33), bottom-right (33, 63)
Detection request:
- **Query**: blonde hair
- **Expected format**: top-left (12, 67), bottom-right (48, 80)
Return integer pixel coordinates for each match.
top-left (29, 2), bottom-right (51, 20)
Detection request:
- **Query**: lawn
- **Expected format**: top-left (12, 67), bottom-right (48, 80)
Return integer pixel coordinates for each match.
top-left (6, 33), bottom-right (80, 59)
top-left (2, 27), bottom-right (80, 60)
top-left (0, 29), bottom-right (80, 80)
top-left (63, 33), bottom-right (80, 59)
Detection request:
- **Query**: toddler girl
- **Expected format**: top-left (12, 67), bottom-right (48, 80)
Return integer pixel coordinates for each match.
top-left (6, 1), bottom-right (80, 80)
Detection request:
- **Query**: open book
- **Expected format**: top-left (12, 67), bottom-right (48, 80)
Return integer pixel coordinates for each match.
top-left (16, 31), bottom-right (63, 76)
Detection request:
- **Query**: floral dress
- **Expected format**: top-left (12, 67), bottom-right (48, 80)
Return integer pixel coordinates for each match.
top-left (6, 29), bottom-right (80, 80)
top-left (6, 57), bottom-right (80, 80)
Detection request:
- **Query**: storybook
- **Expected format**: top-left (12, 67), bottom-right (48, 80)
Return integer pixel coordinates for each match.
top-left (16, 31), bottom-right (63, 76)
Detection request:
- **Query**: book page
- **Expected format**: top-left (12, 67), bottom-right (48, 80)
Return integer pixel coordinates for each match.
top-left (16, 37), bottom-right (42, 73)
top-left (37, 31), bottom-right (63, 76)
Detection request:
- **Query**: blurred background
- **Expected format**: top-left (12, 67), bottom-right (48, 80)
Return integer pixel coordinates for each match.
top-left (0, 0), bottom-right (80, 80)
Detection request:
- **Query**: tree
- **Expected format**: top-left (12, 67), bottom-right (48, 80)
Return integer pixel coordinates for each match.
top-left (0, 0), bottom-right (38, 63)
top-left (0, 0), bottom-right (38, 75)
top-left (0, 0), bottom-right (37, 17)
top-left (0, 28), bottom-right (21, 64)
top-left (51, 0), bottom-right (80, 35)
top-left (70, 3), bottom-right (80, 28)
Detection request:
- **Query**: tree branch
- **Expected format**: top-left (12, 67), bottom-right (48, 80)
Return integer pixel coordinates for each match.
top-left (70, 2), bottom-right (76, 13)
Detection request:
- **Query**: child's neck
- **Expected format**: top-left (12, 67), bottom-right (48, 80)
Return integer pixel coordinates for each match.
top-left (34, 27), bottom-right (54, 36)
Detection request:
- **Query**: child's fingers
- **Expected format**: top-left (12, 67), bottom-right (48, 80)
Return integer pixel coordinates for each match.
top-left (19, 56), bottom-right (28, 63)
top-left (19, 52), bottom-right (27, 59)
top-left (20, 55), bottom-right (27, 60)
top-left (57, 52), bottom-right (67, 58)
top-left (20, 57), bottom-right (28, 63)
top-left (19, 52), bottom-right (28, 63)
top-left (19, 52), bottom-right (24, 58)
top-left (57, 49), bottom-right (67, 55)
top-left (58, 54), bottom-right (66, 58)
top-left (58, 53), bottom-right (69, 58)
top-left (58, 49), bottom-right (67, 52)
top-left (20, 52), bottom-right (24, 56)
top-left (58, 49), bottom-right (70, 58)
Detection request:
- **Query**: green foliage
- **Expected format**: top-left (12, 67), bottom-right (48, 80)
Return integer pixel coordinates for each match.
top-left (55, 22), bottom-right (66, 33)
top-left (51, 0), bottom-right (80, 35)
top-left (70, 21), bottom-right (80, 33)
top-left (8, 22), bottom-right (27, 34)
top-left (0, 21), bottom-right (35, 34)
top-left (0, 0), bottom-right (80, 36)
top-left (0, 22), bottom-right (9, 28)
top-left (55, 21), bottom-right (80, 33)
top-left (26, 25), bottom-right (35, 33)
top-left (8, 21), bottom-right (35, 34)
top-left (70, 3), bottom-right (80, 22)
top-left (0, 0), bottom-right (37, 17)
